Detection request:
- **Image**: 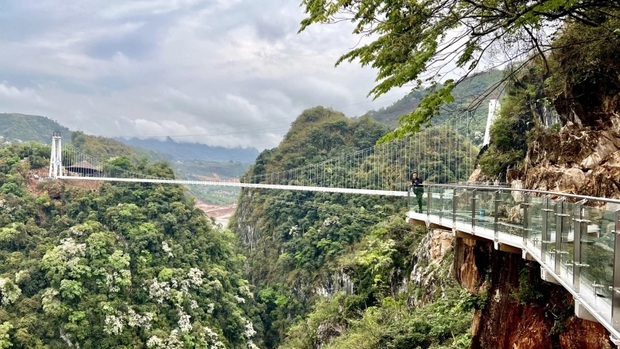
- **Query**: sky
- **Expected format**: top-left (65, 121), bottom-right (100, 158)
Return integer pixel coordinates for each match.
top-left (0, 0), bottom-right (412, 150)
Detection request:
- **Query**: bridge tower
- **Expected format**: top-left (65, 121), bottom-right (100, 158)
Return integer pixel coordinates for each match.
top-left (482, 99), bottom-right (500, 147)
top-left (48, 132), bottom-right (63, 178)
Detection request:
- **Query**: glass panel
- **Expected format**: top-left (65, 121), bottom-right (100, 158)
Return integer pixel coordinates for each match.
top-left (528, 196), bottom-right (545, 253)
top-left (475, 189), bottom-right (495, 232)
top-left (543, 199), bottom-right (558, 267)
top-left (454, 187), bottom-right (471, 225)
top-left (495, 190), bottom-right (523, 240)
top-left (580, 205), bottom-right (615, 313)
top-left (428, 186), bottom-right (442, 216)
top-left (557, 201), bottom-right (574, 282)
top-left (440, 187), bottom-right (454, 218)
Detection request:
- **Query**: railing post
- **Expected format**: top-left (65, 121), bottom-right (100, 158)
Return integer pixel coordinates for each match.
top-left (541, 197), bottom-right (553, 261)
top-left (555, 200), bottom-right (568, 275)
top-left (494, 190), bottom-right (499, 245)
top-left (612, 211), bottom-right (620, 331)
top-left (427, 185), bottom-right (432, 215)
top-left (471, 189), bottom-right (477, 230)
top-left (523, 192), bottom-right (531, 245)
top-left (452, 188), bottom-right (457, 225)
top-left (439, 189), bottom-right (444, 219)
top-left (572, 202), bottom-right (584, 293)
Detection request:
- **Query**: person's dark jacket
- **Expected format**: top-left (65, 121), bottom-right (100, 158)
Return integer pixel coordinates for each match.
top-left (411, 177), bottom-right (423, 193)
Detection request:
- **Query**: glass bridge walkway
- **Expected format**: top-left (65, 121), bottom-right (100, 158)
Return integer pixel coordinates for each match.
top-left (407, 184), bottom-right (620, 346)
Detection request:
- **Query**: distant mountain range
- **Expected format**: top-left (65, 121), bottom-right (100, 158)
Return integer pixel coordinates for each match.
top-left (0, 113), bottom-right (259, 163)
top-left (118, 137), bottom-right (259, 163)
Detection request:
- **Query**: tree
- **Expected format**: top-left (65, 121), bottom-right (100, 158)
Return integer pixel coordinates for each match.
top-left (299, 0), bottom-right (620, 140)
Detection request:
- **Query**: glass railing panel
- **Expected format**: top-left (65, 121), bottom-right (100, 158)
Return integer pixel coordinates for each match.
top-left (454, 187), bottom-right (472, 225)
top-left (540, 198), bottom-right (557, 266)
top-left (580, 205), bottom-right (615, 311)
top-left (440, 187), bottom-right (454, 218)
top-left (427, 186), bottom-right (443, 216)
top-left (474, 189), bottom-right (495, 233)
top-left (495, 190), bottom-right (523, 240)
top-left (557, 200), bottom-right (575, 284)
top-left (528, 196), bottom-right (545, 252)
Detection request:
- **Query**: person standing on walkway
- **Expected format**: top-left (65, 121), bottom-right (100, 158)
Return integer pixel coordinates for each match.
top-left (410, 171), bottom-right (424, 213)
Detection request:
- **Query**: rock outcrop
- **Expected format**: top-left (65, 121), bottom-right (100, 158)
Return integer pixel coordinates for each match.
top-left (453, 236), bottom-right (613, 349)
top-left (519, 118), bottom-right (620, 199)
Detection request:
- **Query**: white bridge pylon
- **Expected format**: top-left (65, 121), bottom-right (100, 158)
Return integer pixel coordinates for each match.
top-left (48, 131), bottom-right (63, 178)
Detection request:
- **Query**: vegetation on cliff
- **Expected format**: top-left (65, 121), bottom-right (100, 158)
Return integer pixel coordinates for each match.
top-left (478, 9), bottom-right (620, 189)
top-left (0, 142), bottom-right (260, 348)
top-left (233, 106), bottom-right (477, 347)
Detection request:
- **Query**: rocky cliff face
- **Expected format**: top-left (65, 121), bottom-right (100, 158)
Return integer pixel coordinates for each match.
top-left (453, 236), bottom-right (613, 349)
top-left (516, 116), bottom-right (620, 199)
top-left (409, 228), bottom-right (455, 304)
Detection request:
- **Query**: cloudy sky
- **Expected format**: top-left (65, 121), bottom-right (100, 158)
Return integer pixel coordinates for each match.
top-left (0, 0), bottom-right (412, 150)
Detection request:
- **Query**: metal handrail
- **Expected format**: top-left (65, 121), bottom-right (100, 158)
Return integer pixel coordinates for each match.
top-left (421, 183), bottom-right (620, 205)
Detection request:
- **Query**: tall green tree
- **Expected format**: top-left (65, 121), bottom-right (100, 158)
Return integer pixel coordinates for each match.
top-left (299, 0), bottom-right (620, 140)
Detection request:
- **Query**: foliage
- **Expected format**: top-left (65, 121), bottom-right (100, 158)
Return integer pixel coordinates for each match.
top-left (478, 61), bottom-right (547, 178)
top-left (513, 267), bottom-right (544, 305)
top-left (368, 70), bottom-right (504, 148)
top-left (234, 107), bottom-right (476, 347)
top-left (547, 10), bottom-right (620, 126)
top-left (0, 142), bottom-right (261, 348)
top-left (299, 0), bottom-right (620, 140)
top-left (279, 255), bottom-right (473, 349)
top-left (71, 131), bottom-right (138, 161)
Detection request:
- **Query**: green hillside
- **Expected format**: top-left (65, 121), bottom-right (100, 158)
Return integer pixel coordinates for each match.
top-left (0, 113), bottom-right (73, 145)
top-left (0, 142), bottom-right (260, 348)
top-left (232, 106), bottom-right (476, 347)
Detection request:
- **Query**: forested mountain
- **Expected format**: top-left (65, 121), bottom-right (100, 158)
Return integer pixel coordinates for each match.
top-left (367, 70), bottom-right (503, 144)
top-left (0, 113), bottom-right (73, 144)
top-left (0, 142), bottom-right (261, 348)
top-left (232, 106), bottom-right (477, 347)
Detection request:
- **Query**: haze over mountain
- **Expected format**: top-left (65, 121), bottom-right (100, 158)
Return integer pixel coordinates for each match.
top-left (0, 112), bottom-right (259, 164)
top-left (118, 137), bottom-right (259, 163)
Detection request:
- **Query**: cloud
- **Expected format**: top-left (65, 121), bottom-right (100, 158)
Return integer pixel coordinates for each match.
top-left (0, 0), bottom-right (410, 151)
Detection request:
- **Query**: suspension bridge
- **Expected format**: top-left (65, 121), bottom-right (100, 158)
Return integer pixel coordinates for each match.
top-left (45, 128), bottom-right (620, 346)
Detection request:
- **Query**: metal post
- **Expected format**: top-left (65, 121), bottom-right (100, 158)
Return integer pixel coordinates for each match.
top-left (555, 200), bottom-right (568, 275)
top-left (494, 190), bottom-right (499, 244)
top-left (541, 197), bottom-right (553, 261)
top-left (426, 185), bottom-right (431, 215)
top-left (523, 193), bottom-right (531, 245)
top-left (572, 202), bottom-right (584, 292)
top-left (439, 189), bottom-right (444, 219)
top-left (471, 189), bottom-right (477, 230)
top-left (612, 211), bottom-right (620, 331)
top-left (452, 187), bottom-right (457, 225)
